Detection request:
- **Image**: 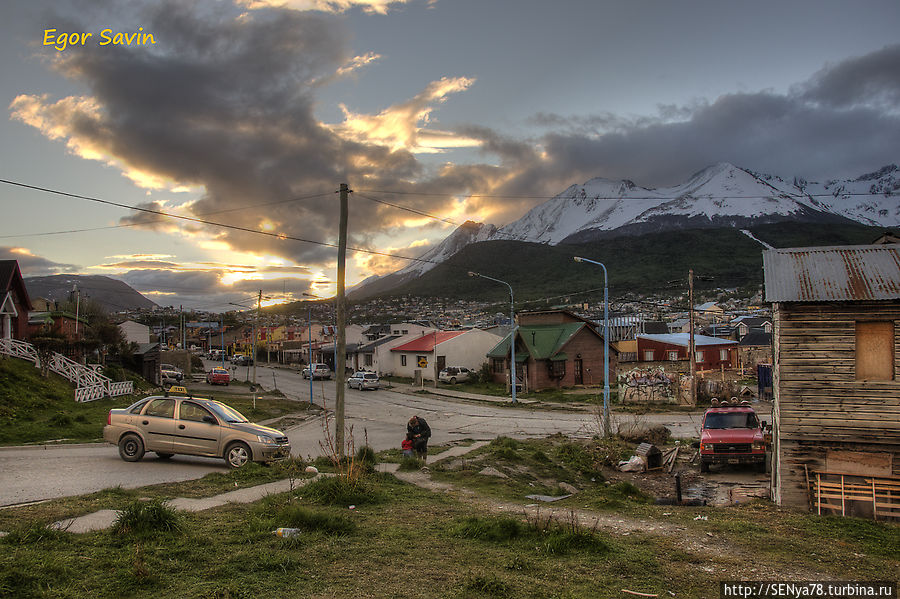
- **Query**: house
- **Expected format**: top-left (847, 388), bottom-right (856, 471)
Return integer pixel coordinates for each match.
top-left (699, 323), bottom-right (738, 339)
top-left (119, 320), bottom-right (150, 345)
top-left (486, 310), bottom-right (617, 391)
top-left (694, 301), bottom-right (724, 322)
top-left (731, 316), bottom-right (773, 338)
top-left (352, 334), bottom-right (404, 374)
top-left (26, 311), bottom-right (87, 343)
top-left (390, 329), bottom-right (497, 380)
top-left (667, 317), bottom-right (691, 334)
top-left (764, 245), bottom-right (900, 516)
top-left (0, 260), bottom-right (33, 340)
top-left (635, 333), bottom-right (738, 371)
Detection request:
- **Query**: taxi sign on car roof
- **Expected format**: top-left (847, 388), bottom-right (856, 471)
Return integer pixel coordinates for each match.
top-left (167, 386), bottom-right (188, 395)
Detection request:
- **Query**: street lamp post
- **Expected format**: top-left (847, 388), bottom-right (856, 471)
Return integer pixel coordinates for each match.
top-left (302, 292), bottom-right (321, 405)
top-left (468, 272), bottom-right (516, 404)
top-left (573, 256), bottom-right (611, 437)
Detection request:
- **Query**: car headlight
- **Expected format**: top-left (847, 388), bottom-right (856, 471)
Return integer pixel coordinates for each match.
top-left (257, 435), bottom-right (276, 444)
top-left (752, 441), bottom-right (765, 451)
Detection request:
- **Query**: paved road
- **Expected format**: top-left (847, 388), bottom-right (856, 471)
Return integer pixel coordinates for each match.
top-left (0, 361), bottom-right (707, 507)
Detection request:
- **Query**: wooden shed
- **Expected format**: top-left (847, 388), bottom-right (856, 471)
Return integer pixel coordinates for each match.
top-left (764, 245), bottom-right (900, 519)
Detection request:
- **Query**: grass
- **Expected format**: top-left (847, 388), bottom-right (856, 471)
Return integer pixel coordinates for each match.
top-left (0, 435), bottom-right (898, 598)
top-left (0, 357), bottom-right (307, 446)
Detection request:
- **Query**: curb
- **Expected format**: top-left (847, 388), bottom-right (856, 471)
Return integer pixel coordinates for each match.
top-left (0, 442), bottom-right (106, 452)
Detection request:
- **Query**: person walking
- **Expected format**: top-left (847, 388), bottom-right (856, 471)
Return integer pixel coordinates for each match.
top-left (407, 415), bottom-right (431, 462)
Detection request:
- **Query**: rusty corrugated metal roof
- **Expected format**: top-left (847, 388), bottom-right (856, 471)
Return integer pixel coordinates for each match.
top-left (763, 245), bottom-right (900, 302)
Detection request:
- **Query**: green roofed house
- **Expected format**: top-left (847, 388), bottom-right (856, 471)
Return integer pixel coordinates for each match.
top-left (486, 309), bottom-right (617, 392)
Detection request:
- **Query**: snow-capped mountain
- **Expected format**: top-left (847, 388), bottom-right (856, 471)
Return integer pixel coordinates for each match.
top-left (501, 163), bottom-right (857, 244)
top-left (354, 162), bottom-right (899, 296)
top-left (349, 221), bottom-right (498, 299)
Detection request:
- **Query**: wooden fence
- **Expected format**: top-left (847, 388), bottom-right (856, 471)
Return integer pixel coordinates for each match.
top-left (808, 470), bottom-right (900, 521)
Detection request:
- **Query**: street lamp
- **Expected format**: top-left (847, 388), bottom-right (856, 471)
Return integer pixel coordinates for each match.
top-left (302, 292), bottom-right (325, 405)
top-left (468, 272), bottom-right (517, 404)
top-left (573, 256), bottom-right (611, 437)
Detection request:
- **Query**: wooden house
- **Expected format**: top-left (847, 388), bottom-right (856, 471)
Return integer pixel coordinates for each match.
top-left (764, 245), bottom-right (900, 517)
top-left (0, 260), bottom-right (33, 340)
top-left (635, 333), bottom-right (738, 371)
top-left (486, 310), bottom-right (617, 391)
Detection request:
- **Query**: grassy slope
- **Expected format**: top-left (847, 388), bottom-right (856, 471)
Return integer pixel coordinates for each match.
top-left (0, 438), bottom-right (897, 599)
top-left (385, 222), bottom-right (883, 302)
top-left (0, 358), bottom-right (305, 446)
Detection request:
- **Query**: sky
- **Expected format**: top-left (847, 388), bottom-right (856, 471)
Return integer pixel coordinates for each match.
top-left (1, 0), bottom-right (899, 311)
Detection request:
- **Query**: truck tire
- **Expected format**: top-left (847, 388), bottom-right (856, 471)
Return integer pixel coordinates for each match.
top-left (700, 460), bottom-right (710, 473)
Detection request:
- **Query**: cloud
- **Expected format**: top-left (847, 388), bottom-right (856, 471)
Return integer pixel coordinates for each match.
top-left (0, 247), bottom-right (79, 275)
top-left (239, 0), bottom-right (416, 15)
top-left (331, 76), bottom-right (478, 153)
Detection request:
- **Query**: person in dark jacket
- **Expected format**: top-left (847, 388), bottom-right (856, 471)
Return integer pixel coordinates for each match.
top-left (407, 415), bottom-right (431, 461)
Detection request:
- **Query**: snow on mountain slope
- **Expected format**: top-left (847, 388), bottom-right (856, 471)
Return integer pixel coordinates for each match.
top-left (393, 220), bottom-right (499, 278)
top-left (796, 165), bottom-right (900, 226)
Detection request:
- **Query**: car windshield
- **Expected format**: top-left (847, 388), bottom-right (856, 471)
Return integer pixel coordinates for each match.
top-left (704, 412), bottom-right (759, 429)
top-left (212, 368), bottom-right (227, 374)
top-left (207, 401), bottom-right (249, 423)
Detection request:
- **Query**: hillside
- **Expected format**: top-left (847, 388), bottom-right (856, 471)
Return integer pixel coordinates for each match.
top-left (384, 222), bottom-right (884, 302)
top-left (24, 274), bottom-right (157, 312)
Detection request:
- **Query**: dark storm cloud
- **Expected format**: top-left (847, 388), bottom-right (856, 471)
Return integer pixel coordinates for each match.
top-left (479, 44), bottom-right (900, 192)
top-left (0, 247), bottom-right (78, 275)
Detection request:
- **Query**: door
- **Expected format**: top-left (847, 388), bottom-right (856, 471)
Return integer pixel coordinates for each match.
top-left (139, 398), bottom-right (176, 452)
top-left (574, 359), bottom-right (583, 385)
top-left (174, 400), bottom-right (221, 456)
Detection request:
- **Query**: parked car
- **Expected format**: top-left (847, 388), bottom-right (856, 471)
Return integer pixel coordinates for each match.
top-left (347, 371), bottom-right (380, 390)
top-left (206, 367), bottom-right (231, 385)
top-left (698, 399), bottom-right (769, 473)
top-left (160, 364), bottom-right (183, 382)
top-left (233, 355), bottom-right (254, 366)
top-left (439, 367), bottom-right (473, 384)
top-left (301, 363), bottom-right (332, 380)
top-left (103, 395), bottom-right (291, 468)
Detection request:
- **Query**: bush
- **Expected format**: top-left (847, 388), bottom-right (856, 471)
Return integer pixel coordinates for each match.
top-left (276, 504), bottom-right (356, 536)
top-left (112, 499), bottom-right (182, 535)
top-left (398, 456), bottom-right (425, 471)
top-left (452, 516), bottom-right (523, 542)
top-left (302, 475), bottom-right (382, 506)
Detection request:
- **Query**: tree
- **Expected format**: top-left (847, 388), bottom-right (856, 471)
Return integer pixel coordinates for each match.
top-left (31, 332), bottom-right (66, 378)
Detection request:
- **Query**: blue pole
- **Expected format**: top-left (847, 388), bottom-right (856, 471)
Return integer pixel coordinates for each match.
top-left (574, 257), bottom-right (611, 436)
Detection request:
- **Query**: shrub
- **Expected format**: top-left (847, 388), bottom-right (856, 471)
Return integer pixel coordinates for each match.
top-left (276, 505), bottom-right (356, 536)
top-left (451, 516), bottom-right (523, 542)
top-left (302, 475), bottom-right (382, 506)
top-left (112, 499), bottom-right (182, 535)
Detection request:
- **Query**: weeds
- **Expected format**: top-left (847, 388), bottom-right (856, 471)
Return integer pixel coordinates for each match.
top-left (450, 511), bottom-right (610, 556)
top-left (275, 504), bottom-right (356, 535)
top-left (111, 499), bottom-right (182, 535)
top-left (302, 475), bottom-right (382, 507)
top-left (398, 456), bottom-right (425, 471)
top-left (2, 521), bottom-right (70, 545)
top-left (463, 573), bottom-right (510, 597)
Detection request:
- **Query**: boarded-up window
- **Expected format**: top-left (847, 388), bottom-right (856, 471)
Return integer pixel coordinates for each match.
top-left (643, 350), bottom-right (654, 361)
top-left (855, 321), bottom-right (894, 380)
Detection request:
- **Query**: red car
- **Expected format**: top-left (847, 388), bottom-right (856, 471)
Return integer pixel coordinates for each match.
top-left (206, 367), bottom-right (231, 386)
top-left (698, 400), bottom-right (769, 473)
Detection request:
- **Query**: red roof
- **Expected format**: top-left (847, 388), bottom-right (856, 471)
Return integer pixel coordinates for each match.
top-left (390, 330), bottom-right (466, 352)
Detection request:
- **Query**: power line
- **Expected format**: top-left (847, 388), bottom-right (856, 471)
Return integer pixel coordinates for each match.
top-left (0, 178), bottom-right (441, 267)
top-left (0, 190), bottom-right (335, 239)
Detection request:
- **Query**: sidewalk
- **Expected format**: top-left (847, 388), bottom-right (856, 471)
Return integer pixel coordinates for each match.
top-left (40, 441), bottom-right (489, 535)
top-left (386, 383), bottom-right (538, 405)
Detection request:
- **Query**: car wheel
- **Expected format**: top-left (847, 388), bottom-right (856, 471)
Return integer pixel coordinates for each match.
top-left (118, 434), bottom-right (145, 462)
top-left (449, 377), bottom-right (457, 385)
top-left (700, 461), bottom-right (710, 473)
top-left (225, 442), bottom-right (251, 469)
top-left (156, 452), bottom-right (173, 460)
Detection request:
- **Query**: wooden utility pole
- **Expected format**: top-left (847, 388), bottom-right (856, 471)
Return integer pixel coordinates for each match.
top-left (689, 269), bottom-right (696, 405)
top-left (335, 183), bottom-right (350, 456)
top-left (253, 290), bottom-right (261, 385)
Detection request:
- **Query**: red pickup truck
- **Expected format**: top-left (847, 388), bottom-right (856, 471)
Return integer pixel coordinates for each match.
top-left (698, 401), bottom-right (769, 473)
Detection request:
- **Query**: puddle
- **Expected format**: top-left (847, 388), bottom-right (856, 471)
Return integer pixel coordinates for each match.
top-left (686, 480), bottom-right (770, 506)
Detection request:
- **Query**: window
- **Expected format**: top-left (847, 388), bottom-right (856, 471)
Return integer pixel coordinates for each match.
top-left (695, 351), bottom-right (704, 362)
top-left (856, 321), bottom-right (894, 380)
top-left (364, 354), bottom-right (373, 366)
top-left (719, 349), bottom-right (729, 361)
top-left (492, 358), bottom-right (505, 373)
top-left (667, 350), bottom-right (678, 361)
top-left (401, 355), bottom-right (407, 367)
top-left (144, 399), bottom-right (175, 418)
top-left (643, 350), bottom-right (654, 361)
top-left (549, 360), bottom-right (566, 378)
top-left (180, 401), bottom-right (215, 423)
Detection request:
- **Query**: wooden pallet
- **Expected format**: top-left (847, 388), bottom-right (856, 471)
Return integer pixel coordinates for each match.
top-left (809, 471), bottom-right (900, 521)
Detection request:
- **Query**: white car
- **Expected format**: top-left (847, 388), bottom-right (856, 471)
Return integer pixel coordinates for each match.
top-left (347, 371), bottom-right (380, 390)
top-left (302, 363), bottom-right (332, 380)
top-left (439, 367), bottom-right (473, 384)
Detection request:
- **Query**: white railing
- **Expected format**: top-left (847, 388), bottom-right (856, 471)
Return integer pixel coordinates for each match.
top-left (0, 338), bottom-right (133, 401)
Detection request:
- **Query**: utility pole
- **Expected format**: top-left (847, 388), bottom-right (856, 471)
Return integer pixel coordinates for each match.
top-left (253, 290), bottom-right (261, 385)
top-left (335, 183), bottom-right (350, 456)
top-left (689, 269), bottom-right (696, 406)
